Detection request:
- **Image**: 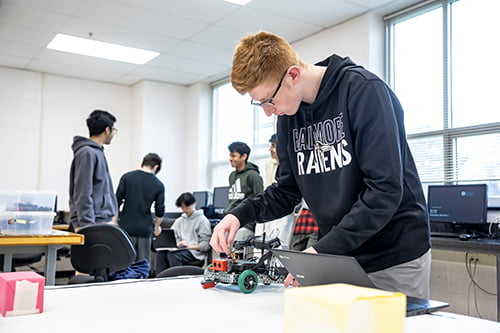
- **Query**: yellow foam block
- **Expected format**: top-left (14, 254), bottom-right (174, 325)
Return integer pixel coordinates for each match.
top-left (284, 283), bottom-right (406, 333)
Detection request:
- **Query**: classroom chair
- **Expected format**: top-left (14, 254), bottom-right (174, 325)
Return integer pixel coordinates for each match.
top-left (68, 224), bottom-right (136, 284)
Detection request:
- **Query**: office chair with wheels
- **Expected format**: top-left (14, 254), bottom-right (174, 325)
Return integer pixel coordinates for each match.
top-left (68, 224), bottom-right (136, 284)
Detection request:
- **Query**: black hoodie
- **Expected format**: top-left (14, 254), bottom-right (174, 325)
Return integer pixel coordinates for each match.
top-left (230, 55), bottom-right (430, 273)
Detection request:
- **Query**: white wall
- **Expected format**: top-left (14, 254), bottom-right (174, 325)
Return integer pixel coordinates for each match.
top-left (0, 68), bottom-right (42, 191)
top-left (138, 80), bottom-right (188, 211)
top-left (293, 13), bottom-right (385, 78)
top-left (0, 67), bottom-right (188, 212)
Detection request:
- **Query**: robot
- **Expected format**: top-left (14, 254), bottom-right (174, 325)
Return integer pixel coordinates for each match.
top-left (201, 234), bottom-right (288, 293)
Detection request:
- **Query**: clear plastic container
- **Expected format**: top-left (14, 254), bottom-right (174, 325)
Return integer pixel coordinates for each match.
top-left (0, 212), bottom-right (14, 233)
top-left (0, 211), bottom-right (55, 235)
top-left (0, 191), bottom-right (57, 212)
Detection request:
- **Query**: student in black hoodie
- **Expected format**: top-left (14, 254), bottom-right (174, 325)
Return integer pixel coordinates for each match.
top-left (210, 31), bottom-right (431, 299)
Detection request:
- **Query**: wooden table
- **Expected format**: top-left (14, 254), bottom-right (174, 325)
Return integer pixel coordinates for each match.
top-left (0, 230), bottom-right (84, 285)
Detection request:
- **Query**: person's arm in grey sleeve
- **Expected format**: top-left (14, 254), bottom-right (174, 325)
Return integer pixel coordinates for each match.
top-left (196, 218), bottom-right (212, 253)
top-left (73, 150), bottom-right (96, 226)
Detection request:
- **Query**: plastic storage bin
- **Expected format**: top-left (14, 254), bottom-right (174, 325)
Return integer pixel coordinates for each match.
top-left (0, 212), bottom-right (55, 235)
top-left (0, 191), bottom-right (57, 212)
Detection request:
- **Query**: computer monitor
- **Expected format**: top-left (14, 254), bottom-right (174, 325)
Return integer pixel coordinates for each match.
top-left (427, 184), bottom-right (488, 225)
top-left (212, 186), bottom-right (230, 210)
top-left (193, 191), bottom-right (210, 208)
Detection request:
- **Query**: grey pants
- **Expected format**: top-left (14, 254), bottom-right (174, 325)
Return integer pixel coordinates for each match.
top-left (367, 249), bottom-right (431, 299)
top-left (128, 236), bottom-right (152, 262)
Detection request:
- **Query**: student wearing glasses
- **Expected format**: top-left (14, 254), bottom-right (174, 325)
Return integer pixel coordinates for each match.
top-left (210, 31), bottom-right (431, 299)
top-left (69, 109), bottom-right (119, 231)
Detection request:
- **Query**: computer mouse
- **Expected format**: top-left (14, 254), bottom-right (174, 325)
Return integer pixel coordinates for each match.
top-left (459, 233), bottom-right (472, 241)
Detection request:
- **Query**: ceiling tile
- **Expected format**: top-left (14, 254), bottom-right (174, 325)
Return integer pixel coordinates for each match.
top-left (110, 0), bottom-right (239, 23)
top-left (0, 54), bottom-right (30, 68)
top-left (189, 24), bottom-right (246, 49)
top-left (0, 39), bottom-right (42, 58)
top-left (215, 6), bottom-right (324, 43)
top-left (2, 0), bottom-right (85, 15)
top-left (148, 54), bottom-right (228, 76)
top-left (0, 23), bottom-right (55, 46)
top-left (166, 40), bottom-right (234, 66)
top-left (27, 59), bottom-right (126, 83)
top-left (131, 65), bottom-right (204, 85)
top-left (74, 0), bottom-right (208, 39)
top-left (247, 0), bottom-right (366, 28)
top-left (60, 17), bottom-right (181, 52)
top-left (0, 1), bottom-right (69, 31)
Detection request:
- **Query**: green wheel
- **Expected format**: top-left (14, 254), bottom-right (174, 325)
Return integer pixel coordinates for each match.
top-left (238, 270), bottom-right (258, 294)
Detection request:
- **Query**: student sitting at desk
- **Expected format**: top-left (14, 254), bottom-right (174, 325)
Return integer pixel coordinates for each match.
top-left (155, 193), bottom-right (211, 274)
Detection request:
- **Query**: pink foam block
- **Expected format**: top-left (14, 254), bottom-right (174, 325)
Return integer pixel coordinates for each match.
top-left (0, 271), bottom-right (45, 316)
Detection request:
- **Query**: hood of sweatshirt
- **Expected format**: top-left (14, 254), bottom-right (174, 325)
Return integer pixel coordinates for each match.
top-left (310, 55), bottom-right (362, 111)
top-left (181, 209), bottom-right (204, 220)
top-left (72, 136), bottom-right (103, 153)
top-left (235, 161), bottom-right (260, 175)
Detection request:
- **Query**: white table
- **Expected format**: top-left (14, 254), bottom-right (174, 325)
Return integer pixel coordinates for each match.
top-left (1, 277), bottom-right (499, 332)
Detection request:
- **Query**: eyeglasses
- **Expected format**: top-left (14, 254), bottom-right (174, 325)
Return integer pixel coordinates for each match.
top-left (250, 70), bottom-right (287, 107)
top-left (112, 127), bottom-right (118, 133)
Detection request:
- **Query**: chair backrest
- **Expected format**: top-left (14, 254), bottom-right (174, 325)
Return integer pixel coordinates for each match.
top-left (70, 224), bottom-right (136, 280)
top-left (156, 265), bottom-right (204, 278)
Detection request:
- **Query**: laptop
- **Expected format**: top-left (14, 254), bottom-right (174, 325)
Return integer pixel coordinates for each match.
top-left (272, 248), bottom-right (449, 317)
top-left (152, 229), bottom-right (187, 251)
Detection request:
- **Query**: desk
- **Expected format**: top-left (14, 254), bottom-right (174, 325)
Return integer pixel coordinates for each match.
top-left (0, 277), bottom-right (499, 332)
top-left (0, 230), bottom-right (84, 285)
top-left (431, 236), bottom-right (500, 321)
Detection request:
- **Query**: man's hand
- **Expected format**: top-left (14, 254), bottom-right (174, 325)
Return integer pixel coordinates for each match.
top-left (284, 246), bottom-right (318, 288)
top-left (284, 273), bottom-right (301, 288)
top-left (210, 214), bottom-right (241, 255)
top-left (153, 225), bottom-right (162, 236)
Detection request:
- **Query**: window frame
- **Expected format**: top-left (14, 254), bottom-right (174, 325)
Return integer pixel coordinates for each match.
top-left (209, 79), bottom-right (276, 189)
top-left (385, 0), bottom-right (500, 207)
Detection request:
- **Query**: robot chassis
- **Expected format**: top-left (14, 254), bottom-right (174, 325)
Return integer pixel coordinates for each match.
top-left (201, 235), bottom-right (288, 293)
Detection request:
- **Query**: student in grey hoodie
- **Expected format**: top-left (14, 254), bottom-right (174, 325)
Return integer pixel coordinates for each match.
top-left (155, 192), bottom-right (211, 274)
top-left (69, 110), bottom-right (118, 230)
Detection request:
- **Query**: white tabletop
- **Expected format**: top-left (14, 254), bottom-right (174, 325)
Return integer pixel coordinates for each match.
top-left (0, 277), bottom-right (499, 333)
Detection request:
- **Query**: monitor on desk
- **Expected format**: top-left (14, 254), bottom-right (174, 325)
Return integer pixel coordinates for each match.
top-left (212, 186), bottom-right (229, 214)
top-left (428, 184), bottom-right (488, 226)
top-left (193, 191), bottom-right (211, 209)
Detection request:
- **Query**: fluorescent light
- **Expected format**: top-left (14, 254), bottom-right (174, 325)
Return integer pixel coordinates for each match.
top-left (47, 33), bottom-right (160, 65)
top-left (224, 0), bottom-right (253, 5)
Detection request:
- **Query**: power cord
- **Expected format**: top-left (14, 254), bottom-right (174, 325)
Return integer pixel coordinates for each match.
top-left (464, 253), bottom-right (497, 319)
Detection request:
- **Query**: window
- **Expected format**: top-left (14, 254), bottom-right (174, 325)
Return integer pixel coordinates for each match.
top-left (210, 80), bottom-right (276, 188)
top-left (386, 0), bottom-right (500, 206)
